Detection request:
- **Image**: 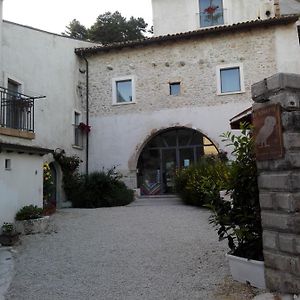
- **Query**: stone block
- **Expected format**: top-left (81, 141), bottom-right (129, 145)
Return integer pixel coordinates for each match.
top-left (287, 153), bottom-right (300, 168)
top-left (261, 211), bottom-right (289, 231)
top-left (252, 73), bottom-right (300, 103)
top-left (278, 233), bottom-right (296, 254)
top-left (264, 251), bottom-right (300, 275)
top-left (274, 193), bottom-right (294, 213)
top-left (263, 230), bottom-right (278, 250)
top-left (283, 133), bottom-right (300, 150)
top-left (268, 91), bottom-right (300, 110)
top-left (260, 193), bottom-right (274, 210)
top-left (265, 268), bottom-right (283, 292)
top-left (281, 273), bottom-right (300, 295)
top-left (258, 172), bottom-right (292, 191)
top-left (282, 111), bottom-right (300, 131)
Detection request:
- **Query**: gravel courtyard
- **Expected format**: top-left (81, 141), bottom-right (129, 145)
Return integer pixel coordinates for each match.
top-left (6, 197), bottom-right (260, 300)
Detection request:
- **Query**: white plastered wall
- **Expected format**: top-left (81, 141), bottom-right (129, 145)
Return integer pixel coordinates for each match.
top-left (0, 153), bottom-right (43, 224)
top-left (89, 103), bottom-right (251, 189)
top-left (274, 23), bottom-right (300, 74)
top-left (152, 0), bottom-right (274, 36)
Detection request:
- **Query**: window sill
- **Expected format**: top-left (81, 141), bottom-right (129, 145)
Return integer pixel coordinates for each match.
top-left (217, 90), bottom-right (245, 96)
top-left (72, 145), bottom-right (84, 150)
top-left (112, 101), bottom-right (136, 106)
top-left (0, 127), bottom-right (35, 139)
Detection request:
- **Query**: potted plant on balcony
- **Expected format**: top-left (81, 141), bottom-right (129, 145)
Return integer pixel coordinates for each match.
top-left (0, 222), bottom-right (19, 246)
top-left (208, 125), bottom-right (265, 289)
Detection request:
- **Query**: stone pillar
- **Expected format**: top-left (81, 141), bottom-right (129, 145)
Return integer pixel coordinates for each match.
top-left (252, 73), bottom-right (300, 294)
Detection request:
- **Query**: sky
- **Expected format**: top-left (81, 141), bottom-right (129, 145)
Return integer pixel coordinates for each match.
top-left (3, 0), bottom-right (153, 34)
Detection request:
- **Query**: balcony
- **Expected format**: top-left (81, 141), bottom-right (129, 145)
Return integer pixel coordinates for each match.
top-left (0, 87), bottom-right (44, 139)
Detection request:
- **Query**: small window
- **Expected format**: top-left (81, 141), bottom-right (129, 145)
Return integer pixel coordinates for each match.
top-left (298, 26), bottom-right (300, 44)
top-left (5, 159), bottom-right (11, 170)
top-left (74, 112), bottom-right (81, 147)
top-left (112, 76), bottom-right (136, 105)
top-left (217, 64), bottom-right (245, 95)
top-left (169, 82), bottom-right (181, 96)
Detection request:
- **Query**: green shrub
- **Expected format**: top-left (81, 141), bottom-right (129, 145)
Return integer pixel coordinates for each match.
top-left (208, 125), bottom-right (262, 260)
top-left (174, 154), bottom-right (230, 206)
top-left (16, 205), bottom-right (43, 221)
top-left (67, 168), bottom-right (134, 208)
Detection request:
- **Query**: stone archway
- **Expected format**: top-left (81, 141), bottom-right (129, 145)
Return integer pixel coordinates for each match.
top-left (136, 127), bottom-right (218, 195)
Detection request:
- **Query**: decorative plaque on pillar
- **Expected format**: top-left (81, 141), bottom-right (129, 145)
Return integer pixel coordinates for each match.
top-left (253, 104), bottom-right (284, 161)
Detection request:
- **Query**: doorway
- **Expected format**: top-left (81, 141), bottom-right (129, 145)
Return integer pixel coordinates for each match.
top-left (137, 128), bottom-right (218, 195)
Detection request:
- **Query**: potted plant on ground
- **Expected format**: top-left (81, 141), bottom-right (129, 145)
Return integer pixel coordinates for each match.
top-left (15, 205), bottom-right (50, 235)
top-left (0, 222), bottom-right (19, 246)
top-left (208, 124), bottom-right (265, 289)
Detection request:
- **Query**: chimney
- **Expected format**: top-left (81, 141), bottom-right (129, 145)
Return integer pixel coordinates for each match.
top-left (274, 0), bottom-right (281, 17)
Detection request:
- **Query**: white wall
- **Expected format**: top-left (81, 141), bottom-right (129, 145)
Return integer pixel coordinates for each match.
top-left (274, 23), bottom-right (300, 74)
top-left (1, 22), bottom-right (94, 168)
top-left (89, 102), bottom-right (250, 189)
top-left (0, 153), bottom-right (43, 224)
top-left (152, 0), bottom-right (275, 36)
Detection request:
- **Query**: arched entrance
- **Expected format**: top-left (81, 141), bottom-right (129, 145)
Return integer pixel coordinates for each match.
top-left (137, 127), bottom-right (218, 195)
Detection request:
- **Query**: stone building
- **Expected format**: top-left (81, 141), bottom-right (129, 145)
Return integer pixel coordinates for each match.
top-left (0, 0), bottom-right (300, 223)
top-left (75, 0), bottom-right (300, 195)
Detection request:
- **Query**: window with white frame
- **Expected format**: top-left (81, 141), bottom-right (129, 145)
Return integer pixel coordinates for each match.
top-left (112, 76), bottom-right (135, 105)
top-left (199, 0), bottom-right (224, 28)
top-left (216, 64), bottom-right (245, 95)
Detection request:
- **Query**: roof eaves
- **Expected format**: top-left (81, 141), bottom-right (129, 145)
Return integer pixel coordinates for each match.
top-left (75, 15), bottom-right (299, 56)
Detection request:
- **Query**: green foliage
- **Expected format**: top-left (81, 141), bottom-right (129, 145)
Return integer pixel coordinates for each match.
top-left (209, 124), bottom-right (262, 260)
top-left (64, 11), bottom-right (148, 44)
top-left (69, 168), bottom-right (134, 208)
top-left (1, 222), bottom-right (14, 234)
top-left (174, 154), bottom-right (230, 206)
top-left (62, 19), bottom-right (88, 40)
top-left (16, 205), bottom-right (43, 221)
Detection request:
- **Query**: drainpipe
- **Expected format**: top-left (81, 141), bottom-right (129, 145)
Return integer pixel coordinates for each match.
top-left (81, 54), bottom-right (89, 176)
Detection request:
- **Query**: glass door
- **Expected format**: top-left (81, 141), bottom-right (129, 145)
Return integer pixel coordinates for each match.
top-left (162, 149), bottom-right (177, 194)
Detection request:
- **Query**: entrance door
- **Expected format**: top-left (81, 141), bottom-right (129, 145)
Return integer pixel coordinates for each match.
top-left (137, 127), bottom-right (218, 195)
top-left (162, 149), bottom-right (177, 194)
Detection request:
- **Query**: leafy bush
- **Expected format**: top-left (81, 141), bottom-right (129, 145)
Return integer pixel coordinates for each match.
top-left (67, 168), bottom-right (134, 208)
top-left (208, 125), bottom-right (262, 260)
top-left (16, 205), bottom-right (43, 221)
top-left (174, 154), bottom-right (230, 206)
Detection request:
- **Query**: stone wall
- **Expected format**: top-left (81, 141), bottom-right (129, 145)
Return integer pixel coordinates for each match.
top-left (87, 26), bottom-right (277, 118)
top-left (252, 73), bottom-right (300, 294)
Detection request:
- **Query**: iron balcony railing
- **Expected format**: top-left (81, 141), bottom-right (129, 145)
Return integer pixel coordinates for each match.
top-left (0, 87), bottom-right (45, 132)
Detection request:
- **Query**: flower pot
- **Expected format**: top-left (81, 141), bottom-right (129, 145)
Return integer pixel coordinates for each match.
top-left (0, 232), bottom-right (19, 246)
top-left (226, 253), bottom-right (266, 289)
top-left (16, 216), bottom-right (50, 235)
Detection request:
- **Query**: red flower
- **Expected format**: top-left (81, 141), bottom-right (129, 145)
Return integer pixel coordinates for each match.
top-left (78, 122), bottom-right (91, 133)
top-left (204, 5), bottom-right (219, 15)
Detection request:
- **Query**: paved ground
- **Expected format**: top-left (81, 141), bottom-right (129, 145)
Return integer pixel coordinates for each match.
top-left (4, 197), bottom-right (263, 300)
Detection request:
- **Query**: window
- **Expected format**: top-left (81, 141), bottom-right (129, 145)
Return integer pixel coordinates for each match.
top-left (169, 82), bottom-right (181, 96)
top-left (74, 111), bottom-right (81, 147)
top-left (298, 26), bottom-right (300, 44)
top-left (112, 76), bottom-right (136, 105)
top-left (5, 159), bottom-right (11, 170)
top-left (6, 79), bottom-right (22, 129)
top-left (216, 64), bottom-right (245, 95)
top-left (199, 0), bottom-right (224, 28)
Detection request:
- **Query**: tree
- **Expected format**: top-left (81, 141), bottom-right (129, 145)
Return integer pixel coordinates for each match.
top-left (63, 19), bottom-right (88, 40)
top-left (63, 11), bottom-right (148, 45)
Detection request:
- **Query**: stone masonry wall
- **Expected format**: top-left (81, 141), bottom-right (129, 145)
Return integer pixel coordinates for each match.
top-left (86, 26), bottom-right (277, 118)
top-left (252, 73), bottom-right (300, 294)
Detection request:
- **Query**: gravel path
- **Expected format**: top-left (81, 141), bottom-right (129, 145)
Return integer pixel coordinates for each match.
top-left (5, 197), bottom-right (260, 300)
